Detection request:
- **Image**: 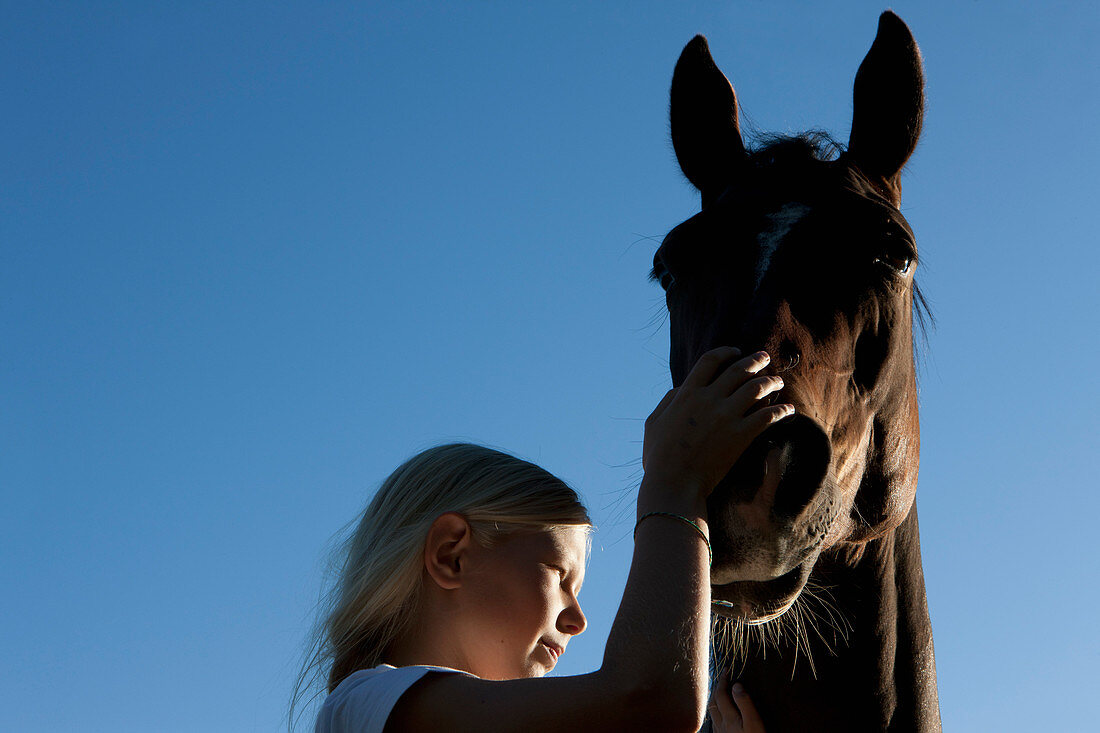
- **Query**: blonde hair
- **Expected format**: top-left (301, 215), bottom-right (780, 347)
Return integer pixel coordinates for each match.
top-left (290, 443), bottom-right (590, 725)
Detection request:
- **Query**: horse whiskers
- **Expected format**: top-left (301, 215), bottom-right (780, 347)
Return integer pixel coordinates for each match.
top-left (766, 594), bottom-right (814, 680)
top-left (793, 581), bottom-right (852, 661)
top-left (707, 480), bottom-right (854, 683)
top-left (792, 589), bottom-right (831, 664)
top-left (802, 579), bottom-right (852, 641)
top-left (849, 500), bottom-right (873, 532)
top-left (710, 581), bottom-right (853, 684)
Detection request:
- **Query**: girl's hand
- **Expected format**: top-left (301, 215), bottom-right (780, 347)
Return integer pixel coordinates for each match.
top-left (708, 671), bottom-right (767, 733)
top-left (642, 346), bottom-right (794, 499)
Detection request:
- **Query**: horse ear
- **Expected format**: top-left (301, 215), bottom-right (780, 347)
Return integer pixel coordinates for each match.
top-left (847, 11), bottom-right (924, 206)
top-left (670, 35), bottom-right (746, 207)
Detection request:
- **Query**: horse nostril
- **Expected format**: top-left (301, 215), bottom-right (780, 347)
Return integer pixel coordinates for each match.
top-left (766, 415), bottom-right (832, 519)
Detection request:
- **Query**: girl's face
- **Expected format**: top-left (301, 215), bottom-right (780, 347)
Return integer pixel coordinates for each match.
top-left (458, 525), bottom-right (588, 680)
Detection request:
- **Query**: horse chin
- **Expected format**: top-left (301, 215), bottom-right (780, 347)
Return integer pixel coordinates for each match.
top-left (709, 558), bottom-right (814, 623)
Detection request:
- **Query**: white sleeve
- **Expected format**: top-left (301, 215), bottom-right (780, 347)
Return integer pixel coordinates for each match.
top-left (314, 665), bottom-right (461, 733)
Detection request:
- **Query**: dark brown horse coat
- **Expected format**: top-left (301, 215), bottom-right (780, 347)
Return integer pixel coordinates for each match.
top-left (653, 12), bottom-right (941, 732)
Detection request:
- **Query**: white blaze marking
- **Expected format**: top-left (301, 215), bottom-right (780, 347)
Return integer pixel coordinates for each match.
top-left (754, 203), bottom-right (811, 295)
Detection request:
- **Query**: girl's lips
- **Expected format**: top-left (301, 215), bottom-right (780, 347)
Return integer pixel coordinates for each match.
top-left (539, 640), bottom-right (563, 663)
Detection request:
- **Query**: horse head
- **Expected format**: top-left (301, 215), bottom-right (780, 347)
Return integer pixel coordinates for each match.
top-left (653, 11), bottom-right (927, 624)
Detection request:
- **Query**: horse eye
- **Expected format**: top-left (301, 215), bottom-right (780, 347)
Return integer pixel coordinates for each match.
top-left (874, 253), bottom-right (912, 275)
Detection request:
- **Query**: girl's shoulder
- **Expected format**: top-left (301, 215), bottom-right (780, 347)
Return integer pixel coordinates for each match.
top-left (315, 664), bottom-right (472, 733)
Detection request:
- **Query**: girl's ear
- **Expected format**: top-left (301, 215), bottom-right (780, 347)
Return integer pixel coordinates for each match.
top-left (423, 512), bottom-right (472, 590)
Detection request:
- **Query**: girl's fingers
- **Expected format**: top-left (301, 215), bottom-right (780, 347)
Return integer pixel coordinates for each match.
top-left (725, 374), bottom-right (785, 416)
top-left (709, 350), bottom-right (772, 396)
top-left (681, 346), bottom-right (742, 391)
top-left (744, 403), bottom-right (796, 434)
top-left (646, 387), bottom-right (679, 423)
top-left (731, 682), bottom-right (766, 733)
top-left (710, 670), bottom-right (742, 730)
top-left (708, 691), bottom-right (725, 728)
top-left (642, 388), bottom-right (680, 471)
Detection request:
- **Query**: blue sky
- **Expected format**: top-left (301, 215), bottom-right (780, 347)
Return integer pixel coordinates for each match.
top-left (3, 2), bottom-right (1097, 730)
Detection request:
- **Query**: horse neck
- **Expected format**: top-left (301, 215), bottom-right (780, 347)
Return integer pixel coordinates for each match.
top-left (722, 505), bottom-right (941, 732)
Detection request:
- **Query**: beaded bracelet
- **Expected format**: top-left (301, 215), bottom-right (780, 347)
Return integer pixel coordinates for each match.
top-left (634, 511), bottom-right (713, 566)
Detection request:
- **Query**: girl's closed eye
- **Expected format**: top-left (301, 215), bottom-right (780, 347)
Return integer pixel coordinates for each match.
top-left (545, 562), bottom-right (584, 596)
top-left (543, 563), bottom-right (567, 579)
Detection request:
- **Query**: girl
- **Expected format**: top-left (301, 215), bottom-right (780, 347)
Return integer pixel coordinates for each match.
top-left (297, 347), bottom-right (785, 732)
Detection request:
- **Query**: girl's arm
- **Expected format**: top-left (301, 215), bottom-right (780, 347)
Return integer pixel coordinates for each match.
top-left (388, 347), bottom-right (789, 733)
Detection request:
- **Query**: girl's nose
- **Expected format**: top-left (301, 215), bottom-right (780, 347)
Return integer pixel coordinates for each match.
top-left (560, 601), bottom-right (587, 636)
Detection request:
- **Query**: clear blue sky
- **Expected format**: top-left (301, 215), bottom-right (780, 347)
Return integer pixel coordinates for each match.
top-left (3, 2), bottom-right (1097, 730)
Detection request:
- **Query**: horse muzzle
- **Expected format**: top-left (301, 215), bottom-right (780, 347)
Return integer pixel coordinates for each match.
top-left (706, 413), bottom-right (835, 585)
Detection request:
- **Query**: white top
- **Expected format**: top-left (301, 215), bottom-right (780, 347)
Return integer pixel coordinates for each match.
top-left (314, 663), bottom-right (471, 733)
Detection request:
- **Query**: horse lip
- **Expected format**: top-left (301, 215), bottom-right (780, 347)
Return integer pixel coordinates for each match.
top-left (712, 558), bottom-right (804, 593)
top-left (709, 560), bottom-right (812, 622)
top-left (746, 598), bottom-right (798, 625)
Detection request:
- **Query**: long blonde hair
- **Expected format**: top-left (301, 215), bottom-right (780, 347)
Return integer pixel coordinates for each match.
top-left (290, 443), bottom-right (590, 725)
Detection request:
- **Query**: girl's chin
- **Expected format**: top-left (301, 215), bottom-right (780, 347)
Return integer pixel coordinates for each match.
top-left (522, 659), bottom-right (550, 678)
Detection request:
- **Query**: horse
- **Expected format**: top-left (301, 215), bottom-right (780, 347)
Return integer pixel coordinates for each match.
top-left (651, 12), bottom-right (941, 731)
